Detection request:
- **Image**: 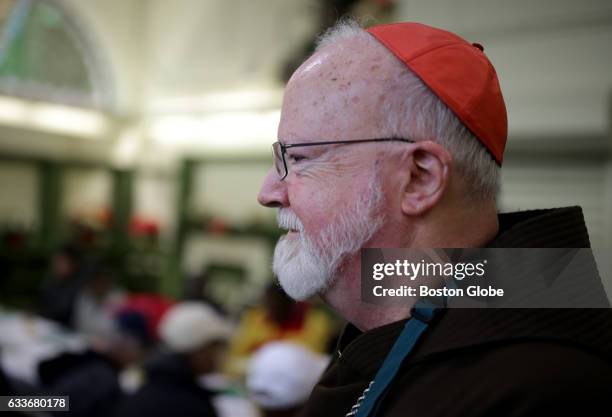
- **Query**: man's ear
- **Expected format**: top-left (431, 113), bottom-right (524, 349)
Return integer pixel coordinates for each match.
top-left (400, 141), bottom-right (452, 216)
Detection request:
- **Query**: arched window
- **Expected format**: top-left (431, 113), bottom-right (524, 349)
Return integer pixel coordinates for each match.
top-left (0, 0), bottom-right (113, 108)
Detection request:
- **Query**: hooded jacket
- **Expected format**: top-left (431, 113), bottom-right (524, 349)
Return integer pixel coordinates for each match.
top-left (299, 206), bottom-right (612, 417)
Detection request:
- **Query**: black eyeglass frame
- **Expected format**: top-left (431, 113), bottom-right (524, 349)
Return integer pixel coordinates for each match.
top-left (272, 138), bottom-right (415, 180)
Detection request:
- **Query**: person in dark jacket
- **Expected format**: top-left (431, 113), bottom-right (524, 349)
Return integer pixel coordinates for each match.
top-left (114, 352), bottom-right (219, 417)
top-left (38, 310), bottom-right (152, 417)
top-left (38, 350), bottom-right (123, 417)
top-left (115, 302), bottom-right (231, 417)
top-left (39, 245), bottom-right (85, 327)
top-left (256, 18), bottom-right (612, 417)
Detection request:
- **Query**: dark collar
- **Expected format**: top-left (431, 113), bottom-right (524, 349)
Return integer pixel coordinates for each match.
top-left (489, 206), bottom-right (592, 248)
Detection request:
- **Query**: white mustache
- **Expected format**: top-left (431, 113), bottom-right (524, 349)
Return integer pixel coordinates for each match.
top-left (277, 209), bottom-right (305, 232)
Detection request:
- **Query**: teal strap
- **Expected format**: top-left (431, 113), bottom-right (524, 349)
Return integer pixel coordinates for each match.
top-left (354, 299), bottom-right (440, 417)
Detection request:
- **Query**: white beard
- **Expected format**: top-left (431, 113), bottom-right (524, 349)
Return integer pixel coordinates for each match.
top-left (272, 175), bottom-right (385, 301)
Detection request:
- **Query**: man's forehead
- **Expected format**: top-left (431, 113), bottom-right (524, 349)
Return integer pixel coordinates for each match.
top-left (279, 40), bottom-right (397, 143)
top-left (288, 39), bottom-right (390, 87)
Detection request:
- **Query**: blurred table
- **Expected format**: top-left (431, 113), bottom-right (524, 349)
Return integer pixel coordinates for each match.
top-left (0, 307), bottom-right (86, 385)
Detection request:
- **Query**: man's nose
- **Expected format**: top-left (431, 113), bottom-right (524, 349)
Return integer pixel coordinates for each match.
top-left (257, 168), bottom-right (289, 208)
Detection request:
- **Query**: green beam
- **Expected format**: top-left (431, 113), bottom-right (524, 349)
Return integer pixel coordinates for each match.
top-left (36, 161), bottom-right (62, 250)
top-left (175, 159), bottom-right (195, 257)
top-left (163, 159), bottom-right (195, 298)
top-left (111, 169), bottom-right (133, 250)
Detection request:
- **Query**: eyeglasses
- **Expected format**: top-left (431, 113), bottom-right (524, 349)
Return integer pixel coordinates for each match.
top-left (272, 138), bottom-right (415, 180)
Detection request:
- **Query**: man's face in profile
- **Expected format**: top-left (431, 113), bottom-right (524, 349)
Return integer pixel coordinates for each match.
top-left (258, 40), bottom-right (398, 301)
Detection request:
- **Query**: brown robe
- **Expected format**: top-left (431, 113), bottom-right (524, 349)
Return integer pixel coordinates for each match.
top-left (299, 206), bottom-right (612, 416)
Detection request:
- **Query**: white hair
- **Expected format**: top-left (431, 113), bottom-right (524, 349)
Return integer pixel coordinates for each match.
top-left (273, 167), bottom-right (385, 300)
top-left (315, 19), bottom-right (500, 202)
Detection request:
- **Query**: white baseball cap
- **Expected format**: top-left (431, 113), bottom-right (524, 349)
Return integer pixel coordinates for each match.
top-left (159, 302), bottom-right (231, 352)
top-left (247, 342), bottom-right (329, 410)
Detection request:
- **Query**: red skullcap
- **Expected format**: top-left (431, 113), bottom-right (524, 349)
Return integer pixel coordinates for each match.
top-left (367, 22), bottom-right (507, 165)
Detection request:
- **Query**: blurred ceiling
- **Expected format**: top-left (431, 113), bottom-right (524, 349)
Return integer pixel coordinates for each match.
top-left (0, 0), bottom-right (609, 162)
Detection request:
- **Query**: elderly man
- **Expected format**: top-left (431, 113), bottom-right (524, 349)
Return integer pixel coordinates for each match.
top-left (257, 20), bottom-right (612, 417)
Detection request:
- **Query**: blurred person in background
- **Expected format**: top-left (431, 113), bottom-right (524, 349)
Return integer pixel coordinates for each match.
top-left (227, 283), bottom-right (332, 376)
top-left (247, 342), bottom-right (329, 417)
top-left (183, 269), bottom-right (227, 317)
top-left (115, 302), bottom-right (230, 417)
top-left (257, 19), bottom-right (612, 417)
top-left (38, 244), bottom-right (85, 327)
top-left (118, 292), bottom-right (175, 341)
top-left (38, 309), bottom-right (153, 417)
top-left (72, 259), bottom-right (126, 340)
